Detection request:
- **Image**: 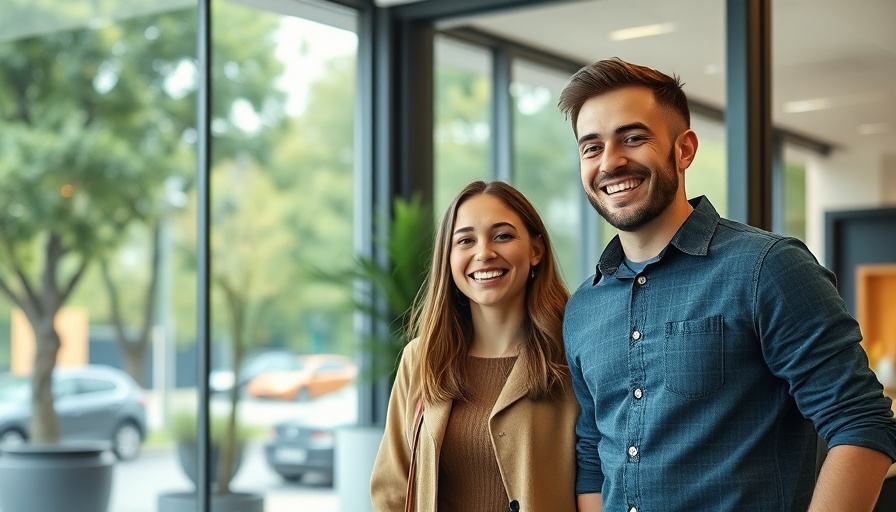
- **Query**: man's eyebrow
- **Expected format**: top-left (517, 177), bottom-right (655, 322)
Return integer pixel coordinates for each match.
top-left (615, 122), bottom-right (650, 134)
top-left (577, 122), bottom-right (651, 146)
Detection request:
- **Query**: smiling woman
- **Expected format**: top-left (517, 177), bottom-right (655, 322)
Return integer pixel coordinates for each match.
top-left (370, 180), bottom-right (578, 512)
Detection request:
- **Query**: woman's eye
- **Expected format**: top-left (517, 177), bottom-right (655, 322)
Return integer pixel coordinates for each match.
top-left (494, 232), bottom-right (513, 241)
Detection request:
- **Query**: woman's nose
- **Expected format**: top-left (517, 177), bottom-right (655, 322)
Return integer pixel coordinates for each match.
top-left (475, 246), bottom-right (496, 262)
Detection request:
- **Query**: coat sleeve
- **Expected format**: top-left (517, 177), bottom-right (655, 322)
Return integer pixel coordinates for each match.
top-left (370, 339), bottom-right (419, 511)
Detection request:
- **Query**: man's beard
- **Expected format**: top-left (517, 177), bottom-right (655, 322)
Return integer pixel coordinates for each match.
top-left (586, 148), bottom-right (679, 232)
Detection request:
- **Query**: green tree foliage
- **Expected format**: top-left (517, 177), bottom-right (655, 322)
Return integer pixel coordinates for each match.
top-left (265, 55), bottom-right (357, 353)
top-left (0, 2), bottom-right (285, 442)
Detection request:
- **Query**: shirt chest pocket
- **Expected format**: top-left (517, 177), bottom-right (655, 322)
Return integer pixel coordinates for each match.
top-left (663, 315), bottom-right (725, 398)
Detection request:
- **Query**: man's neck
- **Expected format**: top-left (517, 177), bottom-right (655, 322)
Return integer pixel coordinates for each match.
top-left (618, 199), bottom-right (693, 262)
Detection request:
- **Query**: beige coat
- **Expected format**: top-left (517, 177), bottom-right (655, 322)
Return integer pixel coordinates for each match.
top-left (370, 338), bottom-right (578, 511)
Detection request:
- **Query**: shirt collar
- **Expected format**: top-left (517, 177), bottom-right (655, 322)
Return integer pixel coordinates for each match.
top-left (593, 196), bottom-right (720, 284)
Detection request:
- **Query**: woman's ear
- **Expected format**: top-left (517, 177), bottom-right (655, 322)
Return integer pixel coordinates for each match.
top-left (531, 234), bottom-right (545, 267)
top-left (676, 129), bottom-right (699, 171)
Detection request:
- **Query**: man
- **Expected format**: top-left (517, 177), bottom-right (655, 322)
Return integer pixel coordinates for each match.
top-left (558, 57), bottom-right (896, 511)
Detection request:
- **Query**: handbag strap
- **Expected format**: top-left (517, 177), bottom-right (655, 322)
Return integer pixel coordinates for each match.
top-left (404, 397), bottom-right (425, 512)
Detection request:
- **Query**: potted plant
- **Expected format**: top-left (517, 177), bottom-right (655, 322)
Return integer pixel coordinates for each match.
top-left (166, 408), bottom-right (252, 487)
top-left (317, 195), bottom-right (433, 508)
top-left (160, 162), bottom-right (294, 511)
top-left (319, 194), bottom-right (434, 383)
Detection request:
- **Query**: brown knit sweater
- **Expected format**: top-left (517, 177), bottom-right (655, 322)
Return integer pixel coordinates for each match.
top-left (438, 355), bottom-right (517, 511)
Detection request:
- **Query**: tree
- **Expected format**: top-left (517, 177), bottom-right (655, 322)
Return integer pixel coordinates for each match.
top-left (179, 158), bottom-right (296, 494)
top-left (0, 3), bottom-right (285, 441)
top-left (93, 5), bottom-right (287, 386)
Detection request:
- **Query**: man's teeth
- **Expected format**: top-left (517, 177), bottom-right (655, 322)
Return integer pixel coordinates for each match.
top-left (605, 179), bottom-right (640, 195)
top-left (473, 269), bottom-right (506, 280)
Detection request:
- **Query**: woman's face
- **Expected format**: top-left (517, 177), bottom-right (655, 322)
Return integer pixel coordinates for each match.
top-left (449, 194), bottom-right (543, 313)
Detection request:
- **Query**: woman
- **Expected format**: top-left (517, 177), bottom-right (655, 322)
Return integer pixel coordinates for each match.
top-left (370, 180), bottom-right (578, 511)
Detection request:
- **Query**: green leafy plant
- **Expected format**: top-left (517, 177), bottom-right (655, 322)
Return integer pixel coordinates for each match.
top-left (317, 195), bottom-right (433, 381)
top-left (168, 408), bottom-right (252, 445)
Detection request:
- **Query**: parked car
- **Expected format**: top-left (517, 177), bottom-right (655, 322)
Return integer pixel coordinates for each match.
top-left (263, 417), bottom-right (349, 485)
top-left (0, 364), bottom-right (147, 461)
top-left (246, 353), bottom-right (357, 401)
top-left (209, 349), bottom-right (303, 396)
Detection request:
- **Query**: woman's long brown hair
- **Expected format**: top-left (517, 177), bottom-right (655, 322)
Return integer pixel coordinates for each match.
top-left (407, 180), bottom-right (570, 403)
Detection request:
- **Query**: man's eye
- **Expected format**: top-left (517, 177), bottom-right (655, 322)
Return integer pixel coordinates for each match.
top-left (582, 144), bottom-right (603, 155)
top-left (624, 135), bottom-right (645, 144)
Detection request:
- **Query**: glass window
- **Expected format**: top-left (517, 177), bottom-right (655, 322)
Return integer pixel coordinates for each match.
top-left (511, 59), bottom-right (584, 286)
top-left (1, 0), bottom-right (357, 509)
top-left (434, 35), bottom-right (492, 214)
top-left (686, 113), bottom-right (728, 216)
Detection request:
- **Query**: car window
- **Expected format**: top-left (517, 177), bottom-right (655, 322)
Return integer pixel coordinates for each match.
top-left (0, 375), bottom-right (29, 401)
top-left (316, 361), bottom-right (347, 374)
top-left (53, 378), bottom-right (78, 398)
top-left (76, 377), bottom-right (117, 395)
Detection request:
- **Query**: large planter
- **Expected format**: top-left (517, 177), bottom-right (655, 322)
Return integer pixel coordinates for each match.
top-left (157, 491), bottom-right (264, 512)
top-left (335, 425), bottom-right (384, 512)
top-left (0, 441), bottom-right (115, 512)
top-left (175, 440), bottom-right (244, 486)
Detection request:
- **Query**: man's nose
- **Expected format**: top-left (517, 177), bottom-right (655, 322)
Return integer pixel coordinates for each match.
top-left (600, 144), bottom-right (627, 174)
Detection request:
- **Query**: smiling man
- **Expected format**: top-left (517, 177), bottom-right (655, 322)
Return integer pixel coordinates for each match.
top-left (558, 57), bottom-right (896, 512)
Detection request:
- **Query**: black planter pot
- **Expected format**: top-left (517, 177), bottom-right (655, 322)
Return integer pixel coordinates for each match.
top-left (0, 441), bottom-right (115, 512)
top-left (157, 491), bottom-right (264, 512)
top-left (175, 440), bottom-right (244, 486)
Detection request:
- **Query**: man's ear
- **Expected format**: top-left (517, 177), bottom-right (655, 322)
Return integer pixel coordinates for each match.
top-left (675, 129), bottom-right (699, 171)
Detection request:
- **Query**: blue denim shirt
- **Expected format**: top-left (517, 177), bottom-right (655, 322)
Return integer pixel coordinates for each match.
top-left (564, 196), bottom-right (896, 511)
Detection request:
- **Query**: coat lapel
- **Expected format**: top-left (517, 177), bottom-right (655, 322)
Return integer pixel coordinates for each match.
top-left (491, 348), bottom-right (529, 416)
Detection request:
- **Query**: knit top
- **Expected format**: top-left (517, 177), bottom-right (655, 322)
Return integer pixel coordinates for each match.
top-left (438, 355), bottom-right (517, 511)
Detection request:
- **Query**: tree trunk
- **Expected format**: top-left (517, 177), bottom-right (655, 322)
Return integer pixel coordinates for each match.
top-left (120, 343), bottom-right (148, 387)
top-left (29, 313), bottom-right (62, 443)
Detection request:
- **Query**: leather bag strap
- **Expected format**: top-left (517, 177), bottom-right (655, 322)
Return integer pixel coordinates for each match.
top-left (404, 398), bottom-right (425, 512)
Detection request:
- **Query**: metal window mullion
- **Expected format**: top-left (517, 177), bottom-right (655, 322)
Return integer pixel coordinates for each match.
top-left (726, 0), bottom-right (773, 230)
top-left (492, 44), bottom-right (512, 182)
top-left (195, 0), bottom-right (213, 510)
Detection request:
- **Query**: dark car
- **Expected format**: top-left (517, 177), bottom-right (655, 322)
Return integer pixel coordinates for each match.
top-left (264, 418), bottom-right (348, 485)
top-left (0, 364), bottom-right (147, 461)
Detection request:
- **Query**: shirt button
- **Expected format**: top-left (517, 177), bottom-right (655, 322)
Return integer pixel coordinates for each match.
top-left (636, 275), bottom-right (647, 285)
top-left (633, 388), bottom-right (643, 399)
top-left (628, 445), bottom-right (638, 457)
top-left (631, 330), bottom-right (641, 341)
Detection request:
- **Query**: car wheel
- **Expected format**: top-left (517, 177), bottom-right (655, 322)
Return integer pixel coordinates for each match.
top-left (0, 428), bottom-right (27, 449)
top-left (112, 421), bottom-right (143, 461)
top-left (296, 387), bottom-right (310, 402)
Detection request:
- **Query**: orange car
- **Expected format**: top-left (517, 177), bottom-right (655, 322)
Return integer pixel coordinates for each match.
top-left (246, 354), bottom-right (357, 401)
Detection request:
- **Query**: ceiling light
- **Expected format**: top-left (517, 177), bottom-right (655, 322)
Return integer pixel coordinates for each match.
top-left (858, 122), bottom-right (891, 135)
top-left (608, 23), bottom-right (675, 42)
top-left (782, 98), bottom-right (832, 113)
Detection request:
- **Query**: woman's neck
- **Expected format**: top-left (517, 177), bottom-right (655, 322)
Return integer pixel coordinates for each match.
top-left (467, 302), bottom-right (525, 358)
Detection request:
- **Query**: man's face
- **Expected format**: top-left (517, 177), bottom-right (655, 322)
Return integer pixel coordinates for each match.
top-left (574, 86), bottom-right (685, 232)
